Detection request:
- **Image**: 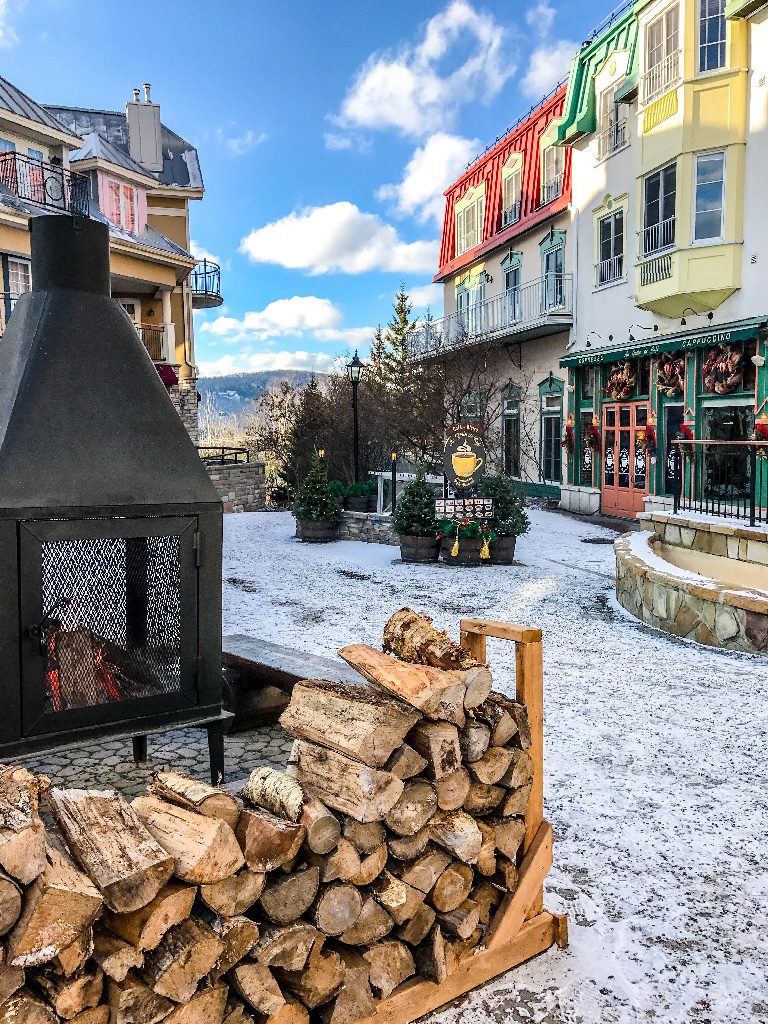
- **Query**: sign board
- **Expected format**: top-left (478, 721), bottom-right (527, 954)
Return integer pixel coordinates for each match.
top-left (435, 498), bottom-right (494, 523)
top-left (444, 423), bottom-right (486, 494)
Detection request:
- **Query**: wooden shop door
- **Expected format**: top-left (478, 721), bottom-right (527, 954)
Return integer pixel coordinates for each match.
top-left (601, 403), bottom-right (649, 518)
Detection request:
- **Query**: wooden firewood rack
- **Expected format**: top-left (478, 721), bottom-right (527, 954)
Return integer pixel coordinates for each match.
top-left (357, 617), bottom-right (567, 1024)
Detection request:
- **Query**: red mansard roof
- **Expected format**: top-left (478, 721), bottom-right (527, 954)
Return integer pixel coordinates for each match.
top-left (435, 85), bottom-right (570, 283)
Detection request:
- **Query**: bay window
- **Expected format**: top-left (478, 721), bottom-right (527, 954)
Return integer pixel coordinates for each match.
top-left (644, 5), bottom-right (680, 103)
top-left (693, 151), bottom-right (725, 241)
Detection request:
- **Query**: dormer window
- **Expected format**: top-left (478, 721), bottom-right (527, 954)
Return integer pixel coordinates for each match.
top-left (455, 183), bottom-right (485, 257)
top-left (501, 155), bottom-right (522, 227)
top-left (107, 179), bottom-right (138, 233)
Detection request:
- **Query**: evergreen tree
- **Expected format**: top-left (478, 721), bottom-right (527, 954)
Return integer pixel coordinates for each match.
top-left (392, 470), bottom-right (438, 537)
top-left (285, 375), bottom-right (332, 486)
top-left (293, 460), bottom-right (341, 523)
top-left (380, 285), bottom-right (416, 395)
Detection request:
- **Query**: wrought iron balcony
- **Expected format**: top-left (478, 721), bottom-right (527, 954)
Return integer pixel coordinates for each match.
top-left (0, 152), bottom-right (89, 217)
top-left (501, 200), bottom-right (521, 228)
top-left (641, 50), bottom-right (681, 105)
top-left (596, 118), bottom-right (628, 161)
top-left (640, 216), bottom-right (676, 258)
top-left (540, 174), bottom-right (563, 207)
top-left (408, 274), bottom-right (573, 359)
top-left (191, 259), bottom-right (223, 309)
top-left (595, 255), bottom-right (624, 287)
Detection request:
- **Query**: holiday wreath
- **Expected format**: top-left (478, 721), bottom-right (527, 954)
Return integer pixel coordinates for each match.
top-left (585, 423), bottom-right (601, 453)
top-left (657, 354), bottom-right (685, 398)
top-left (561, 423), bottom-right (575, 454)
top-left (605, 361), bottom-right (636, 401)
top-left (703, 344), bottom-right (743, 395)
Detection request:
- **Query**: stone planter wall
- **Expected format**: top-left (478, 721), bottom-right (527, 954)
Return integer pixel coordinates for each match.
top-left (337, 511), bottom-right (399, 545)
top-left (206, 460), bottom-right (267, 513)
top-left (637, 512), bottom-right (768, 566)
top-left (559, 484), bottom-right (601, 515)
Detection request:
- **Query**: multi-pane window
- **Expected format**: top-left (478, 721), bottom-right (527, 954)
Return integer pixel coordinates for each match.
top-left (644, 5), bottom-right (680, 102)
top-left (461, 391), bottom-right (481, 421)
top-left (0, 139), bottom-right (16, 152)
top-left (597, 82), bottom-right (627, 158)
top-left (502, 170), bottom-right (521, 226)
top-left (541, 393), bottom-right (563, 482)
top-left (541, 146), bottom-right (564, 205)
top-left (598, 210), bottom-right (624, 285)
top-left (699, 0), bottom-right (726, 73)
top-left (107, 180), bottom-right (138, 233)
top-left (8, 258), bottom-right (31, 298)
top-left (455, 193), bottom-right (485, 257)
top-left (542, 244), bottom-right (565, 308)
top-left (503, 393), bottom-right (521, 478)
top-left (643, 162), bottom-right (676, 255)
top-left (694, 151), bottom-right (725, 241)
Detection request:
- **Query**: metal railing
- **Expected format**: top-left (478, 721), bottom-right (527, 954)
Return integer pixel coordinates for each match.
top-left (540, 174), bottom-right (563, 207)
top-left (640, 216), bottom-right (676, 258)
top-left (197, 445), bottom-right (250, 465)
top-left (640, 253), bottom-right (673, 286)
top-left (672, 440), bottom-right (767, 526)
top-left (596, 118), bottom-right (628, 161)
top-left (137, 323), bottom-right (166, 362)
top-left (409, 274), bottom-right (573, 358)
top-left (641, 50), bottom-right (681, 105)
top-left (596, 254), bottom-right (624, 287)
top-left (191, 259), bottom-right (221, 299)
top-left (0, 152), bottom-right (89, 216)
top-left (501, 200), bottom-right (521, 227)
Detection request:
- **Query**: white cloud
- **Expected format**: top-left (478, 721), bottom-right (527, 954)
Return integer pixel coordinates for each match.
top-left (0, 0), bottom-right (19, 47)
top-left (324, 132), bottom-right (353, 151)
top-left (408, 283), bottom-right (442, 310)
top-left (198, 351), bottom-right (339, 377)
top-left (201, 296), bottom-right (342, 342)
top-left (333, 0), bottom-right (515, 139)
top-left (526, 0), bottom-right (556, 38)
top-left (239, 201), bottom-right (438, 275)
top-left (377, 132), bottom-right (479, 226)
top-left (313, 326), bottom-right (375, 346)
top-left (216, 127), bottom-right (268, 157)
top-left (190, 240), bottom-right (220, 265)
top-left (521, 40), bottom-right (577, 98)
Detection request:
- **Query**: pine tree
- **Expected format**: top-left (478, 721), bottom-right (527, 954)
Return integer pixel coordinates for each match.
top-left (285, 375), bottom-right (331, 486)
top-left (380, 285), bottom-right (416, 395)
top-left (392, 470), bottom-right (438, 537)
top-left (293, 460), bottom-right (341, 523)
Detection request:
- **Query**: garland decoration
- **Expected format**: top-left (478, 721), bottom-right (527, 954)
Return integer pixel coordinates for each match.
top-left (703, 344), bottom-right (743, 395)
top-left (586, 423), bottom-right (601, 454)
top-left (605, 361), bottom-right (636, 401)
top-left (657, 355), bottom-right (685, 398)
top-left (561, 424), bottom-right (575, 454)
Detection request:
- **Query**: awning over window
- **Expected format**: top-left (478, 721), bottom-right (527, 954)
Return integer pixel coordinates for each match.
top-left (156, 364), bottom-right (179, 386)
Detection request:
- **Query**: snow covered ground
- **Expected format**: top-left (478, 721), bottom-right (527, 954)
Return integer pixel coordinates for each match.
top-left (223, 509), bottom-right (768, 1024)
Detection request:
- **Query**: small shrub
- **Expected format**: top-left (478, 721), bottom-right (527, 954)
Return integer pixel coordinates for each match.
top-left (392, 471), bottom-right (438, 537)
top-left (477, 475), bottom-right (530, 537)
top-left (293, 462), bottom-right (342, 523)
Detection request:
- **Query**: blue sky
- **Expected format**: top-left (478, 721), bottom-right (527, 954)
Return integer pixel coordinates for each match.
top-left (0, 0), bottom-right (601, 375)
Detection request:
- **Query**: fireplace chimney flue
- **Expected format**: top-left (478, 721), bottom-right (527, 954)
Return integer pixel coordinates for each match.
top-left (30, 216), bottom-right (110, 297)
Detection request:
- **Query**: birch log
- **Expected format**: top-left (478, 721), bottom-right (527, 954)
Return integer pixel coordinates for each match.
top-left (382, 609), bottom-right (481, 671)
top-left (147, 774), bottom-right (240, 831)
top-left (240, 769), bottom-right (304, 823)
top-left (0, 765), bottom-right (49, 885)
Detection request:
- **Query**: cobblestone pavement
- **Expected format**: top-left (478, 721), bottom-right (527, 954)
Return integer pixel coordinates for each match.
top-left (16, 723), bottom-right (293, 798)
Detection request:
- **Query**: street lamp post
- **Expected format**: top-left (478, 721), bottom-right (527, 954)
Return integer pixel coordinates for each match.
top-left (391, 452), bottom-right (397, 512)
top-left (347, 350), bottom-right (364, 484)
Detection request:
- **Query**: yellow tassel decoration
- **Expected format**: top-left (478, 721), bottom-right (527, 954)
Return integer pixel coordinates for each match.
top-left (480, 535), bottom-right (491, 560)
top-left (451, 525), bottom-right (460, 557)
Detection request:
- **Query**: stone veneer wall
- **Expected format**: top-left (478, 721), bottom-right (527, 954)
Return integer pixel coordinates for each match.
top-left (337, 511), bottom-right (399, 546)
top-left (206, 461), bottom-right (267, 513)
top-left (169, 378), bottom-right (200, 442)
top-left (615, 514), bottom-right (768, 654)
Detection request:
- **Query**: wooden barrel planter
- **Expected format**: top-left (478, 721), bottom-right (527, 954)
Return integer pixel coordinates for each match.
top-left (399, 535), bottom-right (440, 563)
top-left (344, 496), bottom-right (369, 512)
top-left (297, 519), bottom-right (337, 543)
top-left (366, 494), bottom-right (378, 512)
top-left (490, 536), bottom-right (517, 564)
top-left (440, 537), bottom-right (486, 566)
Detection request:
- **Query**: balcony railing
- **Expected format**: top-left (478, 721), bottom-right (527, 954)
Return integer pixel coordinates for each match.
top-left (408, 274), bottom-right (573, 359)
top-left (0, 152), bottom-right (89, 216)
top-left (191, 259), bottom-right (223, 309)
top-left (596, 118), bottom-right (628, 161)
top-left (641, 50), bottom-right (681, 105)
top-left (197, 445), bottom-right (250, 465)
top-left (640, 216), bottom-right (676, 258)
top-left (540, 174), bottom-right (563, 207)
top-left (640, 254), bottom-right (673, 286)
top-left (501, 200), bottom-right (521, 228)
top-left (137, 323), bottom-right (167, 362)
top-left (595, 255), bottom-right (624, 287)
top-left (672, 440), bottom-right (768, 527)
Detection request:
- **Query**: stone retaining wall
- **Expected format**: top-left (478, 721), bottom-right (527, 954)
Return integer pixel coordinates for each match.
top-left (337, 511), bottom-right (399, 545)
top-left (169, 378), bottom-right (199, 441)
top-left (637, 511), bottom-right (768, 565)
top-left (206, 460), bottom-right (267, 513)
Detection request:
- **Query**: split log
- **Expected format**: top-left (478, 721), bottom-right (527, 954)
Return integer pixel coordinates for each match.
top-left (444, 928), bottom-right (482, 974)
top-left (435, 898), bottom-right (480, 939)
top-left (467, 747), bottom-right (515, 786)
top-left (342, 821), bottom-right (385, 856)
top-left (70, 1006), bottom-right (110, 1024)
top-left (393, 849), bottom-right (451, 894)
top-left (291, 742), bottom-right (403, 824)
top-left (395, 903), bottom-right (435, 947)
top-left (107, 973), bottom-right (173, 1024)
top-left (228, 964), bottom-right (285, 1017)
top-left (200, 869), bottom-right (266, 917)
top-left (53, 928), bottom-right (93, 977)
top-left (0, 765), bottom-right (49, 884)
top-left (338, 898), bottom-right (393, 946)
top-left (383, 781), bottom-right (437, 837)
top-left (241, 768), bottom-right (303, 823)
top-left (500, 749), bottom-right (534, 789)
top-left (50, 789), bottom-right (175, 913)
top-left (370, 872), bottom-right (424, 925)
top-left (382, 609), bottom-right (480, 671)
top-left (382, 745), bottom-right (428, 781)
top-left (434, 769), bottom-right (471, 812)
top-left (142, 919), bottom-right (223, 1002)
top-left (499, 782), bottom-right (533, 817)
top-left (347, 844), bottom-right (387, 887)
top-left (458, 722), bottom-right (490, 764)
top-left (473, 694), bottom-right (530, 747)
top-left (488, 817), bottom-right (526, 860)
top-left (463, 782), bottom-right (505, 816)
top-left (33, 968), bottom-right (103, 1019)
top-left (262, 1001), bottom-right (308, 1024)
top-left (475, 822), bottom-right (497, 877)
top-left (471, 880), bottom-right (502, 925)
top-left (493, 857), bottom-right (519, 892)
top-left (429, 811), bottom-right (482, 864)
top-left (0, 867), bottom-right (22, 935)
top-left (102, 880), bottom-right (196, 951)
top-left (412, 927), bottom-right (448, 983)
top-left (0, 963), bottom-right (25, 1005)
top-left (223, 996), bottom-right (252, 1024)
top-left (209, 915), bottom-right (261, 981)
top-left (0, 990), bottom-right (58, 1024)
top-left (387, 828), bottom-right (430, 861)
top-left (8, 846), bottom-right (103, 968)
top-left (362, 940), bottom-right (415, 998)
top-left (236, 808), bottom-right (305, 873)
top-left (92, 932), bottom-right (144, 982)
top-left (251, 924), bottom-right (320, 971)
top-left (280, 680), bottom-right (421, 768)
top-left (319, 949), bottom-right (374, 1024)
top-left (148, 774), bottom-right (240, 831)
top-left (314, 884), bottom-right (363, 936)
top-left (300, 796), bottom-right (340, 855)
top-left (165, 984), bottom-right (228, 1024)
top-left (406, 723), bottom-right (461, 781)
top-left (132, 796), bottom-right (244, 883)
top-left (430, 863), bottom-right (473, 913)
top-left (278, 944), bottom-right (344, 1009)
top-left (308, 839), bottom-right (361, 883)
top-left (259, 867), bottom-right (320, 925)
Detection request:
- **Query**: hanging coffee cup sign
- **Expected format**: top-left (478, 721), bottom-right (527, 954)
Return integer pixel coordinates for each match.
top-left (444, 423), bottom-right (486, 493)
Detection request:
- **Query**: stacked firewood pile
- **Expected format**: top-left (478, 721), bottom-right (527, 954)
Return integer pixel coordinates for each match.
top-left (0, 609), bottom-right (534, 1024)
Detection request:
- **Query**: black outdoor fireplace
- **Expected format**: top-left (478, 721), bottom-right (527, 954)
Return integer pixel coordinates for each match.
top-left (0, 216), bottom-right (225, 775)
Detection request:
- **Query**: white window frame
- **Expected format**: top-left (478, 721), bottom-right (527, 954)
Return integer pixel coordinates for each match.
top-left (597, 209), bottom-right (625, 286)
top-left (698, 0), bottom-right (726, 75)
top-left (692, 149), bottom-right (725, 244)
top-left (541, 146), bottom-right (564, 205)
top-left (643, 4), bottom-right (680, 103)
top-left (502, 169), bottom-right (521, 225)
top-left (455, 192), bottom-right (485, 257)
top-left (7, 258), bottom-right (31, 299)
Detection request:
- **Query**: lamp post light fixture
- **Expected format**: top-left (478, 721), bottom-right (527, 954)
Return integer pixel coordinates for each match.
top-left (317, 448), bottom-right (325, 465)
top-left (391, 452), bottom-right (398, 513)
top-left (347, 350), bottom-right (364, 484)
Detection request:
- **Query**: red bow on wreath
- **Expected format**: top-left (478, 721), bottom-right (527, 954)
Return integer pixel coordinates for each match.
top-left (586, 423), bottom-right (601, 453)
top-left (561, 425), bottom-right (575, 454)
top-left (753, 422), bottom-right (768, 443)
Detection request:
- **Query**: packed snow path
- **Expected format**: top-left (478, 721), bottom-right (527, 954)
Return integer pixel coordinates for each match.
top-left (223, 509), bottom-right (768, 1024)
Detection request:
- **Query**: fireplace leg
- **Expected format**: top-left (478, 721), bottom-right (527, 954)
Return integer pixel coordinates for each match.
top-left (207, 719), bottom-right (226, 784)
top-left (132, 735), bottom-right (148, 764)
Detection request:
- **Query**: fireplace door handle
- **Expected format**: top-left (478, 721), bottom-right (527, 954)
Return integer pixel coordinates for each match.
top-left (28, 598), bottom-right (72, 654)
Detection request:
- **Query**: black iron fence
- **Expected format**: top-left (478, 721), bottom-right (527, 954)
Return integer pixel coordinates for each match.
top-left (197, 445), bottom-right (250, 465)
top-left (672, 440), bottom-right (768, 527)
top-left (191, 259), bottom-right (221, 299)
top-left (0, 152), bottom-right (89, 217)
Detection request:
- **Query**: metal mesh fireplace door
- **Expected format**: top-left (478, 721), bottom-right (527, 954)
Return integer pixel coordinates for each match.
top-left (19, 517), bottom-right (199, 738)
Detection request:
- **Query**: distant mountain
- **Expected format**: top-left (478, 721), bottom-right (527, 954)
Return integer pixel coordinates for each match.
top-left (198, 370), bottom-right (325, 415)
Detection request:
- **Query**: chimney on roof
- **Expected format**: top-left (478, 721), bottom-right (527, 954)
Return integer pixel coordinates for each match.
top-left (126, 83), bottom-right (162, 173)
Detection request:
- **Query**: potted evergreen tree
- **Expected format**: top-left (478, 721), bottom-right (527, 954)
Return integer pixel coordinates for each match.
top-left (477, 475), bottom-right (530, 564)
top-left (392, 472), bottom-right (440, 562)
top-left (293, 461), bottom-right (342, 542)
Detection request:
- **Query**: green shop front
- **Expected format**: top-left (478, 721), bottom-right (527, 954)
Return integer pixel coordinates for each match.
top-left (560, 317), bottom-right (768, 519)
